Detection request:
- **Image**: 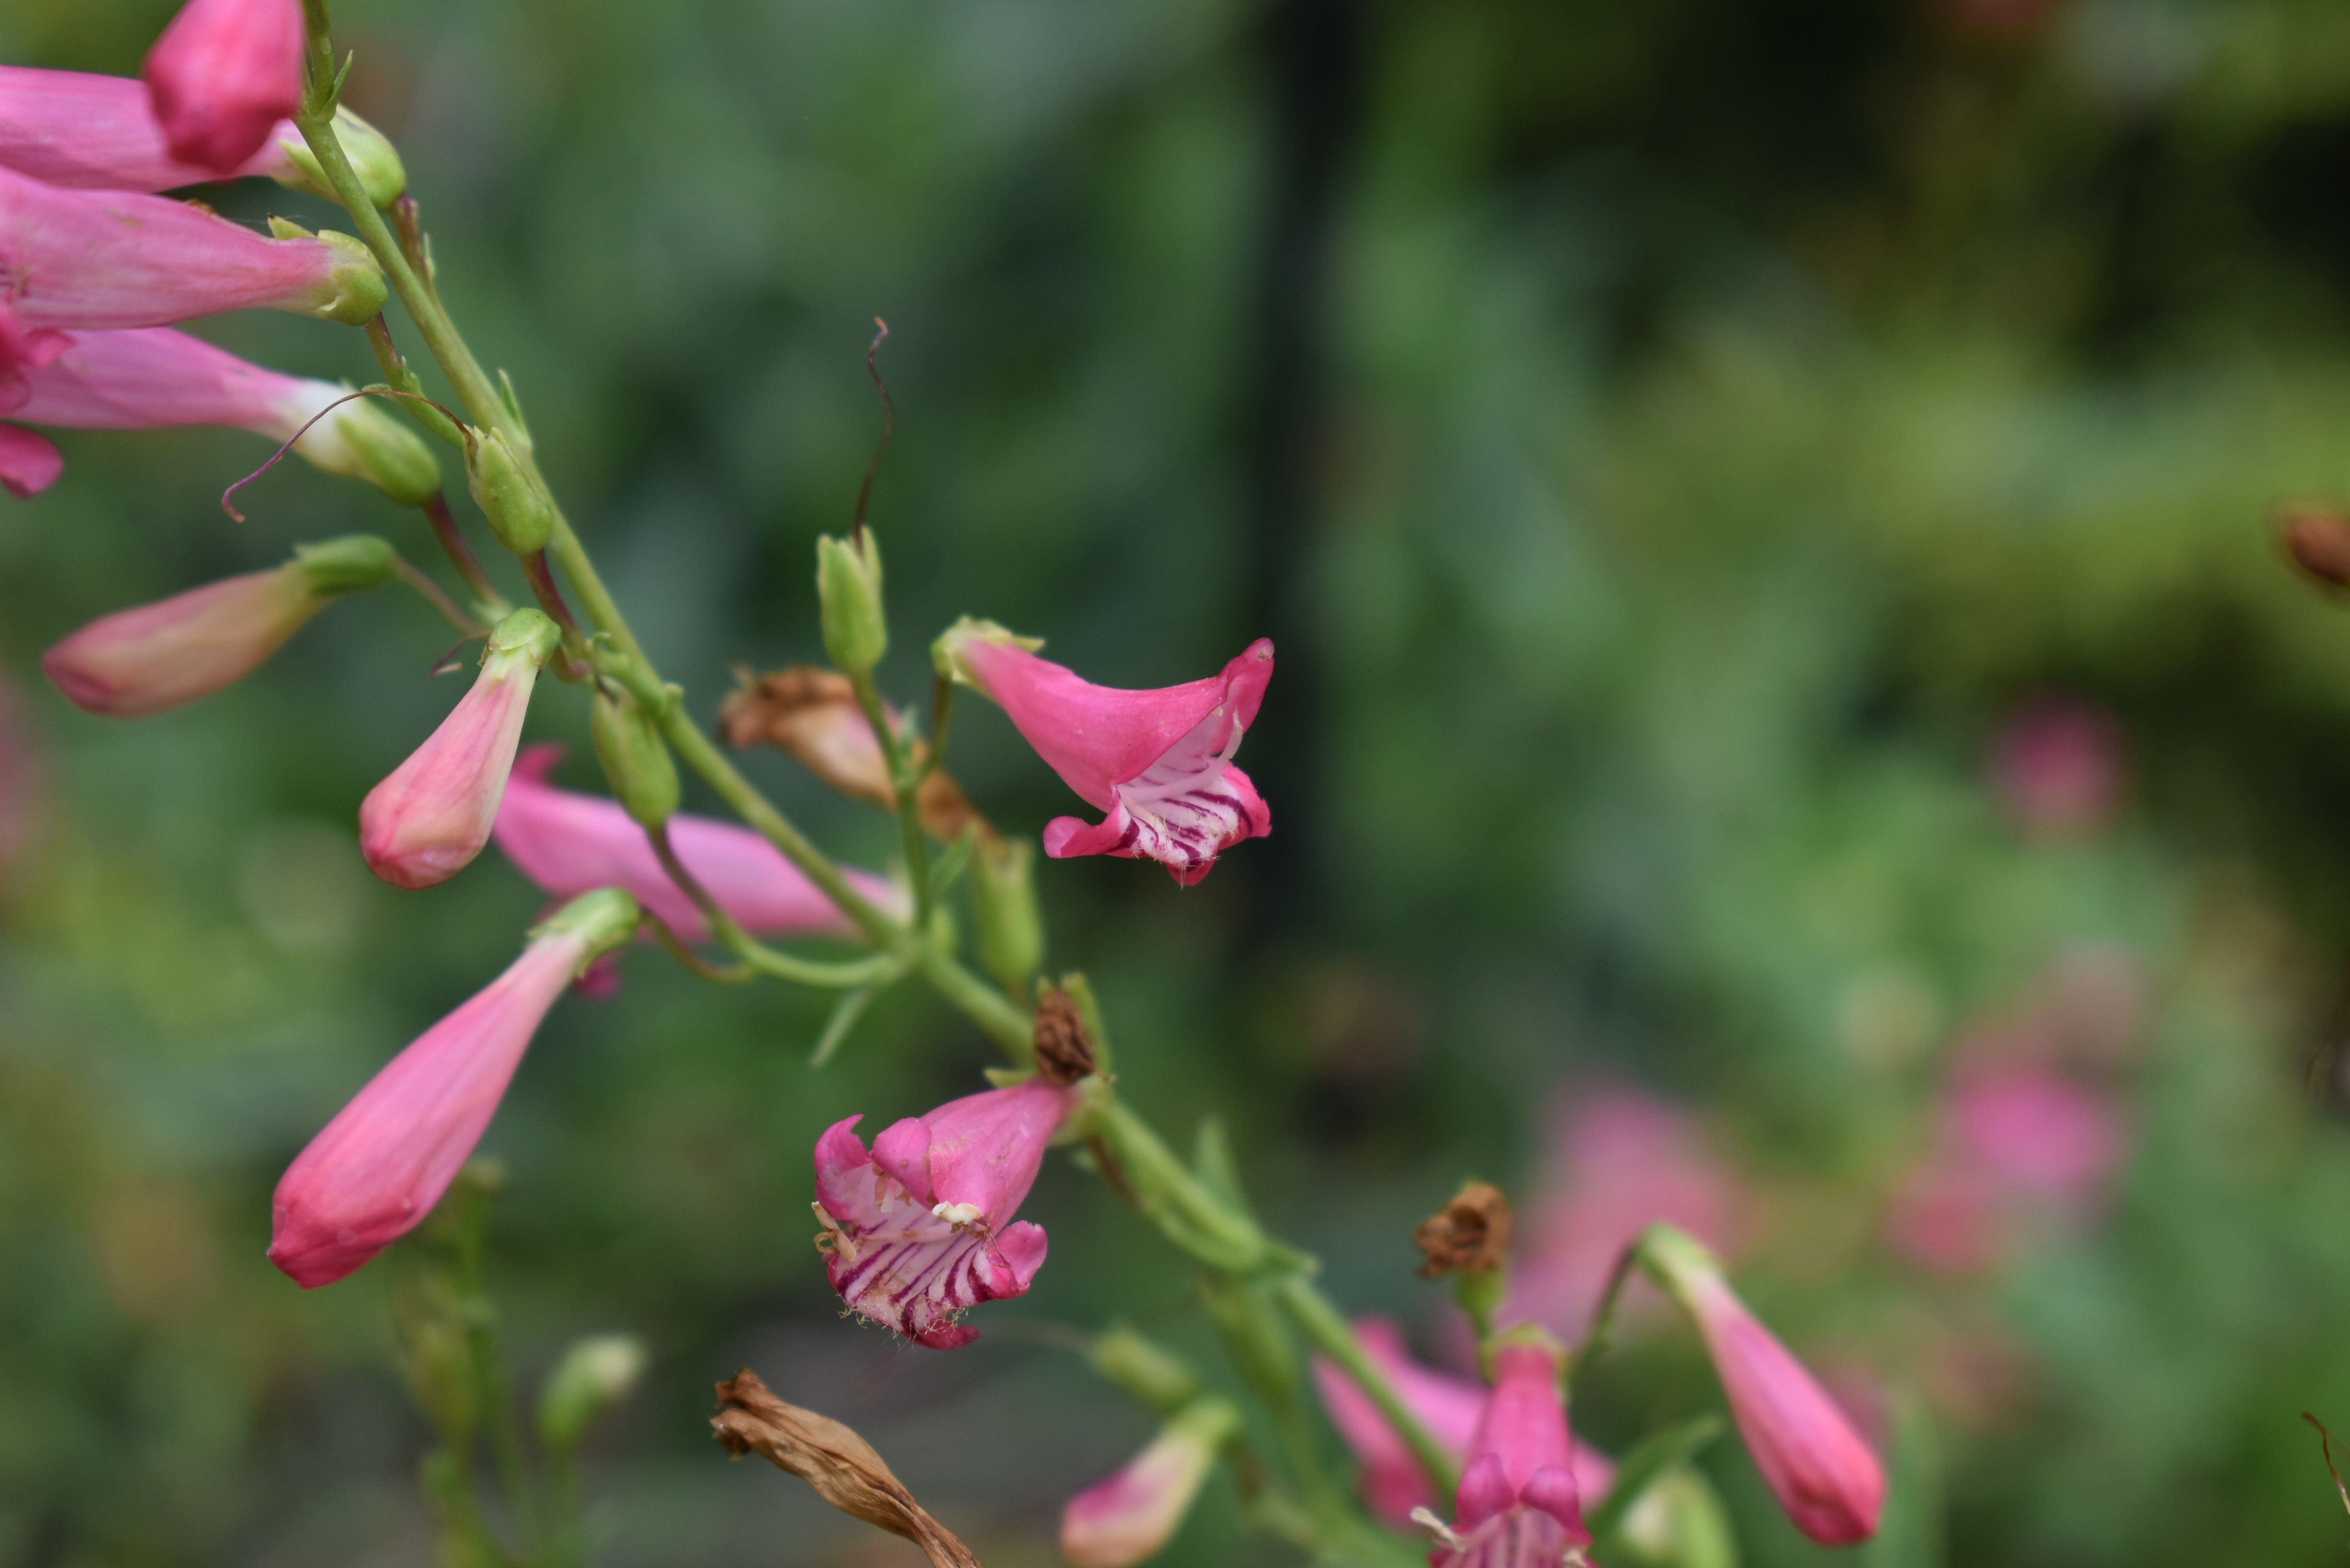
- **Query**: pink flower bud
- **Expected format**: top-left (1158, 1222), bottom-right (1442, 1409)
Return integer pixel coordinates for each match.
top-left (1416, 1335), bottom-right (1589, 1568)
top-left (813, 1079), bottom-right (1078, 1348)
top-left (1641, 1226), bottom-right (1884, 1546)
top-left (1061, 1400), bottom-right (1240, 1568)
top-left (492, 745), bottom-right (902, 941)
top-left (0, 423), bottom-right (61, 498)
top-left (0, 165), bottom-right (386, 363)
top-left (42, 556), bottom-right (342, 717)
top-left (269, 889), bottom-right (640, 1287)
top-left (361, 609), bottom-right (561, 890)
top-left (142, 0), bottom-right (306, 174)
top-left (935, 619), bottom-right (1273, 885)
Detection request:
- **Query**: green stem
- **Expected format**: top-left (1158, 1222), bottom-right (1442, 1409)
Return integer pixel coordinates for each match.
top-left (1096, 1101), bottom-right (1268, 1271)
top-left (1568, 1243), bottom-right (1639, 1394)
top-left (849, 667), bottom-right (932, 926)
top-left (392, 557), bottom-right (488, 638)
top-left (646, 823), bottom-right (904, 988)
top-left (364, 316), bottom-right (467, 449)
top-left (419, 491), bottom-right (510, 620)
top-left (1273, 1274), bottom-right (1461, 1499)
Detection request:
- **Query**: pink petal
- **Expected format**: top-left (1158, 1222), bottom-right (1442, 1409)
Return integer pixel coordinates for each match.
top-left (0, 424), bottom-right (62, 498)
top-left (0, 64), bottom-right (297, 191)
top-left (142, 0), bottom-right (306, 173)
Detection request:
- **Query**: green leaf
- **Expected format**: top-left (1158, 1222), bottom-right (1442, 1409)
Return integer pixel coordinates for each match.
top-left (809, 985), bottom-right (877, 1066)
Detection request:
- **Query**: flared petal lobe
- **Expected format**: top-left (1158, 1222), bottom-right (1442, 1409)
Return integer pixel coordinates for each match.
top-left (142, 0), bottom-right (306, 172)
top-left (492, 746), bottom-right (900, 940)
top-left (943, 624), bottom-right (1274, 884)
top-left (812, 1081), bottom-right (1077, 1348)
top-left (267, 891), bottom-right (639, 1287)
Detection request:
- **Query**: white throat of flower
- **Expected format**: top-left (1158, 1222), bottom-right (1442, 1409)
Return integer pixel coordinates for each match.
top-left (1110, 705), bottom-right (1251, 876)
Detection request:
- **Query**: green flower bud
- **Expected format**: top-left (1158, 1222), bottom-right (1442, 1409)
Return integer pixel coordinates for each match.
top-left (536, 1334), bottom-right (647, 1452)
top-left (465, 429), bottom-right (555, 557)
top-left (591, 687), bottom-right (680, 827)
top-left (293, 394), bottom-right (441, 506)
top-left (290, 534), bottom-right (400, 594)
top-left (278, 109), bottom-right (409, 209)
top-left (1088, 1326), bottom-right (1203, 1415)
top-left (972, 838), bottom-right (1044, 996)
top-left (816, 529), bottom-right (887, 673)
top-left (1619, 1469), bottom-right (1738, 1568)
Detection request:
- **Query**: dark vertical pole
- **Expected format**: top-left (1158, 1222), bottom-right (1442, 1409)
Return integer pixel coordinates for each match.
top-left (1238, 0), bottom-right (1366, 942)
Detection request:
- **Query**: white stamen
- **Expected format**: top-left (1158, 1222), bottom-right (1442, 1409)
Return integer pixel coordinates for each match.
top-left (931, 1200), bottom-right (985, 1228)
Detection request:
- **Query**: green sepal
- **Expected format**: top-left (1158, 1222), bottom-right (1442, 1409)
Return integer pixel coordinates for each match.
top-left (291, 533), bottom-right (400, 594)
top-left (464, 428), bottom-right (555, 556)
top-left (815, 529), bottom-right (887, 673)
top-left (591, 687), bottom-right (680, 826)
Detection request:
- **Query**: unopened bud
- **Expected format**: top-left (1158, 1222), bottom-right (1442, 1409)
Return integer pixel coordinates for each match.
top-left (2279, 501), bottom-right (2350, 590)
top-left (972, 838), bottom-right (1044, 995)
top-left (277, 108), bottom-right (409, 209)
top-left (1620, 1468), bottom-right (1739, 1568)
top-left (465, 428), bottom-right (555, 557)
top-left (296, 395), bottom-right (441, 506)
top-left (816, 529), bottom-right (887, 673)
top-left (1061, 1398), bottom-right (1240, 1568)
top-left (1033, 984), bottom-right (1098, 1086)
top-left (537, 1334), bottom-right (648, 1451)
top-left (591, 687), bottom-right (680, 827)
top-left (1087, 1326), bottom-right (1202, 1414)
top-left (290, 533), bottom-right (400, 594)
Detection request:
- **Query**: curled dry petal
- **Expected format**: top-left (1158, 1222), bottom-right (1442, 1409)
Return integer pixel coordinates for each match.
top-left (720, 663), bottom-right (987, 843)
top-left (712, 1370), bottom-right (982, 1568)
top-left (1414, 1181), bottom-right (1516, 1278)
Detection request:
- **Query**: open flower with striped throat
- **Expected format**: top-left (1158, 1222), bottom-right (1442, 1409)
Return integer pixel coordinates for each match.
top-left (1414, 1331), bottom-right (1592, 1568)
top-left (934, 619), bottom-right (1273, 885)
top-left (813, 1078), bottom-right (1078, 1348)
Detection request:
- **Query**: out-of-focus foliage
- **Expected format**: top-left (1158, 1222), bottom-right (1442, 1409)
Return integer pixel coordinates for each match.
top-left (8, 0), bottom-right (2350, 1563)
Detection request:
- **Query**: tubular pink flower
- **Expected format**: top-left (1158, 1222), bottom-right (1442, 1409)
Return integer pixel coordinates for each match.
top-left (268, 890), bottom-right (640, 1287)
top-left (0, 165), bottom-right (384, 364)
top-left (1946, 1066), bottom-right (2122, 1206)
top-left (1060, 1400), bottom-right (1239, 1567)
top-left (813, 1079), bottom-right (1078, 1348)
top-left (0, 65), bottom-right (291, 190)
top-left (11, 327), bottom-right (439, 501)
top-left (361, 610), bottom-right (561, 890)
top-left (44, 562), bottom-right (321, 717)
top-left (1417, 1337), bottom-right (1589, 1568)
top-left (0, 423), bottom-right (61, 497)
top-left (1310, 1318), bottom-right (1616, 1528)
top-left (1643, 1228), bottom-right (1884, 1546)
top-left (492, 745), bottom-right (902, 941)
top-left (142, 0), bottom-right (306, 173)
top-left (936, 619), bottom-right (1273, 885)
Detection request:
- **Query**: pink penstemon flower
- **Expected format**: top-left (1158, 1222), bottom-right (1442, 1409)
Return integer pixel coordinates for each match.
top-left (812, 1078), bottom-right (1080, 1347)
top-left (9, 327), bottom-right (439, 502)
top-left (934, 618), bottom-right (1274, 885)
top-left (142, 0), bottom-right (307, 174)
top-left (1413, 1332), bottom-right (1591, 1568)
top-left (1639, 1225), bottom-right (1885, 1546)
top-left (492, 744), bottom-right (904, 941)
top-left (1059, 1398), bottom-right (1240, 1567)
top-left (1311, 1317), bottom-right (1618, 1529)
top-left (0, 65), bottom-right (404, 203)
top-left (268, 888), bottom-right (641, 1287)
top-left (41, 535), bottom-right (398, 717)
top-left (361, 609), bottom-right (563, 890)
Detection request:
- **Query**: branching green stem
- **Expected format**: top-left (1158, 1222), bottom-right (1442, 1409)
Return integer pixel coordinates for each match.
top-left (1274, 1274), bottom-right (1461, 1498)
top-left (647, 823), bottom-right (903, 988)
top-left (391, 557), bottom-right (487, 638)
top-left (849, 667), bottom-right (933, 925)
top-left (1568, 1243), bottom-right (1639, 1394)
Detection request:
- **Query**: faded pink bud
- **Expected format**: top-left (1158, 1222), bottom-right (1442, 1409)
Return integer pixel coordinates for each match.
top-left (935, 619), bottom-right (1272, 885)
top-left (269, 889), bottom-right (640, 1287)
top-left (813, 1079), bottom-right (1078, 1348)
top-left (1641, 1226), bottom-right (1884, 1546)
top-left (1310, 1318), bottom-right (1616, 1528)
top-left (1993, 699), bottom-right (2124, 838)
top-left (142, 0), bottom-right (306, 173)
top-left (1059, 1399), bottom-right (1239, 1567)
top-left (361, 609), bottom-right (561, 891)
top-left (0, 423), bottom-right (61, 498)
top-left (1416, 1335), bottom-right (1589, 1568)
top-left (0, 165), bottom-right (385, 384)
top-left (493, 744), bottom-right (903, 940)
top-left (42, 536), bottom-right (395, 717)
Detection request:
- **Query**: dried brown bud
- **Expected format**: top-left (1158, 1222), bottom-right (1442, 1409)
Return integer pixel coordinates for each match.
top-left (713, 1370), bottom-right (983, 1568)
top-left (1412, 1181), bottom-right (1514, 1278)
top-left (2279, 502), bottom-right (2350, 590)
top-left (719, 665), bottom-right (991, 845)
top-left (1033, 986), bottom-right (1098, 1086)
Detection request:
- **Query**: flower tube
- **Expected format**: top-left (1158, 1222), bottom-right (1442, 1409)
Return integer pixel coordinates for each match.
top-left (0, 66), bottom-right (404, 203)
top-left (0, 165), bottom-right (385, 343)
top-left (0, 424), bottom-right (61, 498)
top-left (813, 1079), bottom-right (1078, 1347)
top-left (361, 609), bottom-right (562, 890)
top-left (493, 744), bottom-right (903, 940)
top-left (935, 619), bottom-right (1274, 885)
top-left (268, 889), bottom-right (641, 1287)
top-left (142, 0), bottom-right (306, 173)
top-left (1060, 1399), bottom-right (1240, 1567)
top-left (1415, 1334), bottom-right (1590, 1568)
top-left (12, 327), bottom-right (438, 502)
top-left (1639, 1225), bottom-right (1884, 1546)
top-left (41, 535), bottom-right (397, 717)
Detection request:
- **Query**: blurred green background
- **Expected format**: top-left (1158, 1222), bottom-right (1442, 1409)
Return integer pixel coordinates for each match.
top-left (10, 0), bottom-right (2350, 1562)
